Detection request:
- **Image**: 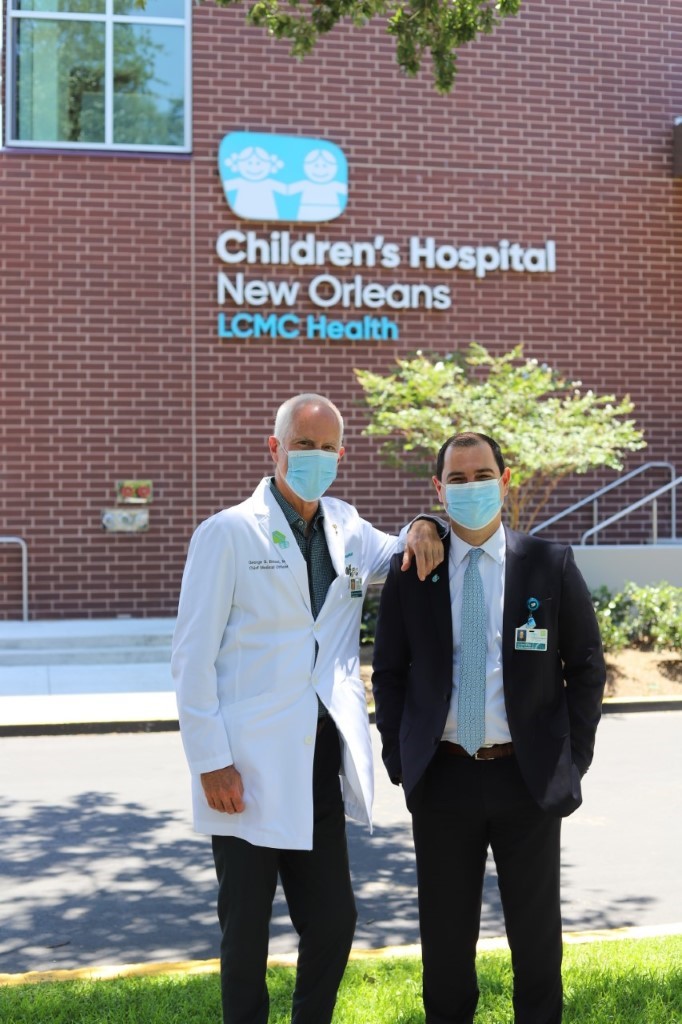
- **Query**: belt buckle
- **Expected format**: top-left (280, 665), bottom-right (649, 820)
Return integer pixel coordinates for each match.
top-left (473, 747), bottom-right (492, 761)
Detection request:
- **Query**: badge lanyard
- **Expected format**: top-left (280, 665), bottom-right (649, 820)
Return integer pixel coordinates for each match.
top-left (515, 596), bottom-right (548, 651)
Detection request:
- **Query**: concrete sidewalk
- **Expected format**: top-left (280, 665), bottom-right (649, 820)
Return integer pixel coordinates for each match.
top-left (0, 618), bottom-right (177, 733)
top-left (0, 617), bottom-right (680, 734)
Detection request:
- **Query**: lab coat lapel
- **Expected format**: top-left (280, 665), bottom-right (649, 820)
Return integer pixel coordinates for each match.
top-left (254, 479), bottom-right (311, 612)
top-left (320, 499), bottom-right (346, 578)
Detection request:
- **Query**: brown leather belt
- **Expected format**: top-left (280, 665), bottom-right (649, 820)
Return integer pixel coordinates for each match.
top-left (441, 741), bottom-right (514, 761)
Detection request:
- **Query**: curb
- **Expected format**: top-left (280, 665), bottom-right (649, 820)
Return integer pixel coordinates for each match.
top-left (1, 697), bottom-right (681, 738)
top-left (0, 719), bottom-right (179, 738)
top-left (601, 696), bottom-right (682, 714)
top-left (2, 923), bottom-right (681, 988)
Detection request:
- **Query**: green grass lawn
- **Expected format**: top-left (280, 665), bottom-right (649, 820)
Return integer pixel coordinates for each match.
top-left (1, 936), bottom-right (680, 1023)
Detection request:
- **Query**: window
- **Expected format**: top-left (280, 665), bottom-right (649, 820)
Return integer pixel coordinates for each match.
top-left (6, 1), bottom-right (191, 152)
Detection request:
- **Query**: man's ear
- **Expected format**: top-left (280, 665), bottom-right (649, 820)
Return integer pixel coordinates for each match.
top-left (268, 436), bottom-right (279, 464)
top-left (501, 467), bottom-right (511, 496)
top-left (432, 475), bottom-right (444, 504)
top-left (337, 446), bottom-right (345, 463)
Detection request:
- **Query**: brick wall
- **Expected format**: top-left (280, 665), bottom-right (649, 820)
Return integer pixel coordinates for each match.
top-left (1, 0), bottom-right (680, 618)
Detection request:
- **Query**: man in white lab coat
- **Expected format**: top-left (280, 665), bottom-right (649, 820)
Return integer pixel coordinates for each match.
top-left (172, 393), bottom-right (443, 1024)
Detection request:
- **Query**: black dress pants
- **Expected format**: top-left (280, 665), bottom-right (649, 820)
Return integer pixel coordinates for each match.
top-left (411, 748), bottom-right (563, 1024)
top-left (212, 718), bottom-right (357, 1024)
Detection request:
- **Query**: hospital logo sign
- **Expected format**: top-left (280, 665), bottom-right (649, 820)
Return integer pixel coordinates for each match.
top-left (218, 132), bottom-right (348, 224)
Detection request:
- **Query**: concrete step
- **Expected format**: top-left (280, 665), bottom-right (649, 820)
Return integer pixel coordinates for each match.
top-left (0, 633), bottom-right (172, 652)
top-left (0, 618), bottom-right (175, 663)
top-left (0, 619), bottom-right (176, 698)
top-left (0, 646), bottom-right (171, 667)
top-left (0, 661), bottom-right (174, 697)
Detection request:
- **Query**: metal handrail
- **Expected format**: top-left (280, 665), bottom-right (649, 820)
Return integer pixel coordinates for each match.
top-left (580, 476), bottom-right (682, 545)
top-left (0, 536), bottom-right (29, 621)
top-left (530, 462), bottom-right (677, 542)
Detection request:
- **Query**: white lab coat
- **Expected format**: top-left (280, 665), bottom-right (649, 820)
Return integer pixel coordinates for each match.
top-left (172, 477), bottom-right (402, 850)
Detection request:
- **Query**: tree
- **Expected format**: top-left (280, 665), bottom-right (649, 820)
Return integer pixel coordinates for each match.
top-left (204, 0), bottom-right (522, 93)
top-left (354, 344), bottom-right (647, 531)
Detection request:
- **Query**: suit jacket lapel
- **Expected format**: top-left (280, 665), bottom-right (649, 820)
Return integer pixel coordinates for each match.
top-left (502, 527), bottom-right (528, 674)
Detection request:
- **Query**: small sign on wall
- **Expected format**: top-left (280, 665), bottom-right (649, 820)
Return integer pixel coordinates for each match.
top-left (101, 508), bottom-right (150, 533)
top-left (116, 480), bottom-right (153, 504)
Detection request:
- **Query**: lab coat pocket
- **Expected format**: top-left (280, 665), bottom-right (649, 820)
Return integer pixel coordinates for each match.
top-left (222, 687), bottom-right (318, 842)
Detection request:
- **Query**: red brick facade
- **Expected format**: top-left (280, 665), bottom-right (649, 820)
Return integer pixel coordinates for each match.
top-left (1, 0), bottom-right (680, 619)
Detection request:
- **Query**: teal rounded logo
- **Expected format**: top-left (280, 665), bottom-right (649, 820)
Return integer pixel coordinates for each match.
top-left (218, 131), bottom-right (348, 223)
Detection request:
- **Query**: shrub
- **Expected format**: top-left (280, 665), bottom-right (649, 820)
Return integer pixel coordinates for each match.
top-left (592, 582), bottom-right (682, 653)
top-left (360, 587), bottom-right (381, 646)
top-left (592, 586), bottom-right (633, 652)
top-left (363, 581), bottom-right (680, 653)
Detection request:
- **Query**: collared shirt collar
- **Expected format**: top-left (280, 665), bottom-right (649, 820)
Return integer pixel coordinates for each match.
top-left (449, 522), bottom-right (506, 568)
top-left (269, 477), bottom-right (325, 533)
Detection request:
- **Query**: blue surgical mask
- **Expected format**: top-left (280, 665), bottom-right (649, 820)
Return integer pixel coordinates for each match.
top-left (282, 446), bottom-right (339, 502)
top-left (444, 478), bottom-right (503, 531)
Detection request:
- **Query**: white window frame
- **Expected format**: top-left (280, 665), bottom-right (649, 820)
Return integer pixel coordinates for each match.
top-left (5, 0), bottom-right (192, 152)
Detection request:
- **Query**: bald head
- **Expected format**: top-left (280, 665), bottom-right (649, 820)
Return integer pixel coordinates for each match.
top-left (274, 394), bottom-right (344, 446)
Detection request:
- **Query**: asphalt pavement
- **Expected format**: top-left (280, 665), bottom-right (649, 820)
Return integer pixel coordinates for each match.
top-left (0, 714), bottom-right (680, 976)
top-left (0, 618), bottom-right (680, 978)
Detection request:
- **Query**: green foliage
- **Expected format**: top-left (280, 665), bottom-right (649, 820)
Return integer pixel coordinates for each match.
top-left (2, 936), bottom-right (681, 1023)
top-left (362, 582), bottom-right (681, 651)
top-left (360, 586), bottom-right (382, 645)
top-left (355, 344), bottom-right (646, 531)
top-left (591, 586), bottom-right (632, 652)
top-left (202, 0), bottom-right (521, 93)
top-left (0, 973), bottom-right (223, 1024)
top-left (592, 583), bottom-right (682, 653)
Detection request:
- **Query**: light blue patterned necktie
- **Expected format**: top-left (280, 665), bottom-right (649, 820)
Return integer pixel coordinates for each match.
top-left (458, 547), bottom-right (486, 756)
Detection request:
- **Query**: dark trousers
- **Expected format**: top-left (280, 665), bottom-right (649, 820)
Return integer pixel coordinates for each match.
top-left (411, 748), bottom-right (563, 1024)
top-left (212, 719), bottom-right (357, 1024)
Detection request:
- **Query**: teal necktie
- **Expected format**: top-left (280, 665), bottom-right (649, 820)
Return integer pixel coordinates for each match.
top-left (458, 547), bottom-right (486, 756)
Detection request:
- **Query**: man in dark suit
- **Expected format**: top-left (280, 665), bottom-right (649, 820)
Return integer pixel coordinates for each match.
top-left (372, 431), bottom-right (606, 1024)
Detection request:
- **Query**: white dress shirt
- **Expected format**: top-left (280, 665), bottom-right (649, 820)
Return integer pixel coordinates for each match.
top-left (441, 523), bottom-right (512, 746)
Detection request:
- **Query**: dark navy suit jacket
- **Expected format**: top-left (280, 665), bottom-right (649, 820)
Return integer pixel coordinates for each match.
top-left (372, 528), bottom-right (606, 817)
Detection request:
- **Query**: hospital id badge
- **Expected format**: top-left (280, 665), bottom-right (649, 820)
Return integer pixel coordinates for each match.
top-left (349, 576), bottom-right (363, 598)
top-left (515, 627), bottom-right (548, 651)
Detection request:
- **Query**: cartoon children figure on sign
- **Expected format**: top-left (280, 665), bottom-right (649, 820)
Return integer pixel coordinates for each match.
top-left (288, 148), bottom-right (348, 221)
top-left (220, 145), bottom-right (288, 220)
top-left (218, 132), bottom-right (348, 223)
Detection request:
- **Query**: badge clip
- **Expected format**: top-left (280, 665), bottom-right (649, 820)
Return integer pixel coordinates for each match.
top-left (515, 597), bottom-right (547, 651)
top-left (346, 563), bottom-right (362, 597)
